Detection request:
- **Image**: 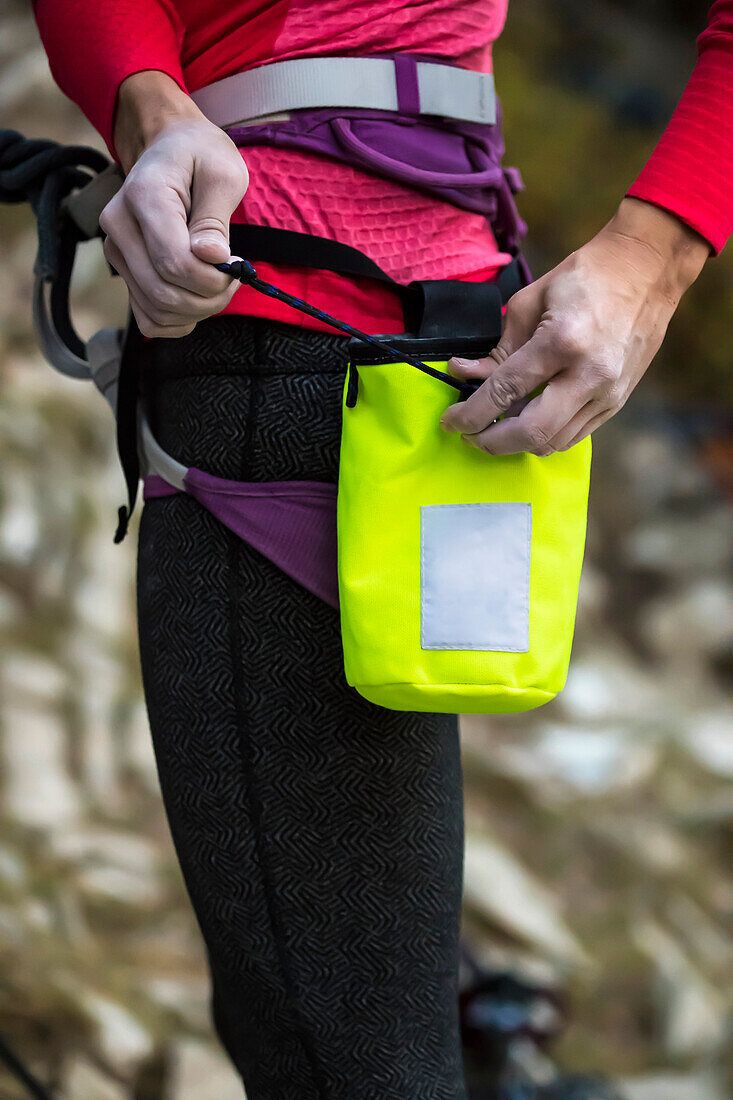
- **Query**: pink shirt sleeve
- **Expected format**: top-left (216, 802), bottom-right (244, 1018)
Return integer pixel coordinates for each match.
top-left (626, 0), bottom-right (733, 254)
top-left (33, 0), bottom-right (188, 160)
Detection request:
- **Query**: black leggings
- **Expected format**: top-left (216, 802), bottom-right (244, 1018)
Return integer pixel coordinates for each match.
top-left (136, 317), bottom-right (468, 1100)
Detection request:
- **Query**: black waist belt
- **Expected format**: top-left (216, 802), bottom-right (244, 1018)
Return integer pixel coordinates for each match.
top-left (114, 226), bottom-right (530, 542)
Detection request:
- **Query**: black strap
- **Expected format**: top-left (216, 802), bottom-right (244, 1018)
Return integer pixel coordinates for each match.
top-left (114, 313), bottom-right (144, 543)
top-left (404, 279), bottom-right (504, 343)
top-left (229, 224), bottom-right (398, 286)
top-left (114, 227), bottom-right (530, 542)
top-left (497, 256), bottom-right (525, 301)
top-left (228, 224), bottom-right (527, 338)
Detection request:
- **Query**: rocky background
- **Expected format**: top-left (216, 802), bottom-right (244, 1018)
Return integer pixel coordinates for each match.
top-left (1, 1), bottom-right (731, 1098)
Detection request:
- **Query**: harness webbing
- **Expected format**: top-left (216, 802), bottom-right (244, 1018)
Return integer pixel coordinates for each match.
top-left (216, 258), bottom-right (478, 397)
top-left (114, 250), bottom-right (523, 543)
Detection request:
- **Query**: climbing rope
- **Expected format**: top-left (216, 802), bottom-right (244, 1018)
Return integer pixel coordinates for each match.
top-left (0, 129), bottom-right (107, 279)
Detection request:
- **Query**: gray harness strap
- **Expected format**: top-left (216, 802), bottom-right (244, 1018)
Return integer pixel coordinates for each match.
top-left (87, 328), bottom-right (188, 490)
top-left (189, 55), bottom-right (496, 128)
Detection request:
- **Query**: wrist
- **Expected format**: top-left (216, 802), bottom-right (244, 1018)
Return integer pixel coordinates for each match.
top-left (605, 197), bottom-right (710, 302)
top-left (113, 70), bottom-right (204, 173)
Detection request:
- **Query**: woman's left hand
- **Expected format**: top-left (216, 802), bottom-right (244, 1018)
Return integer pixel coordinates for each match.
top-left (439, 197), bottom-right (710, 455)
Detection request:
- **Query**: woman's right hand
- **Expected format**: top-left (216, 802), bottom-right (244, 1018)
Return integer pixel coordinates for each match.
top-left (99, 71), bottom-right (249, 338)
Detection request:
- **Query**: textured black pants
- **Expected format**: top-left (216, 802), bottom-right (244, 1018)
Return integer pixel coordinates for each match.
top-left (136, 317), bottom-right (468, 1100)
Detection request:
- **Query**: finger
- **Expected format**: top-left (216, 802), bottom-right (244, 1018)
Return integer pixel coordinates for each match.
top-left (460, 375), bottom-right (587, 456)
top-left (117, 181), bottom-right (232, 299)
top-left (545, 398), bottom-right (603, 452)
top-left (128, 285), bottom-right (196, 339)
top-left (440, 328), bottom-right (562, 435)
top-left (563, 406), bottom-right (614, 449)
top-left (446, 279), bottom-right (546, 383)
top-left (131, 189), bottom-right (234, 298)
top-left (446, 355), bottom-right (495, 382)
top-left (448, 353), bottom-right (535, 420)
top-left (188, 154), bottom-right (249, 263)
top-left (104, 217), bottom-right (237, 322)
top-left (103, 235), bottom-right (154, 312)
top-left (105, 238), bottom-right (201, 337)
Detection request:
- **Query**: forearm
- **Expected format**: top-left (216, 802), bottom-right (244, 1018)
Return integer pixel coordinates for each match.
top-left (113, 71), bottom-right (204, 173)
top-left (604, 197), bottom-right (711, 304)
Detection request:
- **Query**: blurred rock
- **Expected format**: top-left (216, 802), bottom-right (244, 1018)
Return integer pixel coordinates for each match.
top-left (51, 828), bottom-right (163, 906)
top-left (556, 648), bottom-right (664, 725)
top-left (0, 468), bottom-right (41, 563)
top-left (0, 45), bottom-right (58, 117)
top-left (666, 895), bottom-right (732, 969)
top-left (3, 653), bottom-right (67, 705)
top-left (62, 1057), bottom-right (129, 1100)
top-left (680, 708), bottom-right (733, 778)
top-left (624, 508), bottom-right (732, 577)
top-left (71, 641), bottom-right (127, 812)
top-left (593, 816), bottom-right (689, 874)
top-left (633, 921), bottom-right (726, 1058)
top-left (463, 835), bottom-right (585, 966)
top-left (0, 904), bottom-right (25, 947)
top-left (499, 725), bottom-right (658, 797)
top-left (51, 826), bottom-right (158, 869)
top-left (80, 993), bottom-right (153, 1075)
top-left (123, 701), bottom-right (160, 792)
top-left (576, 562), bottom-right (609, 619)
top-left (143, 977), bottom-right (212, 1031)
top-left (620, 1071), bottom-right (728, 1100)
top-left (3, 703), bottom-right (82, 828)
top-left (616, 431), bottom-right (711, 510)
top-left (166, 1040), bottom-right (244, 1100)
top-left (0, 844), bottom-right (26, 887)
top-left (642, 580), bottom-right (733, 662)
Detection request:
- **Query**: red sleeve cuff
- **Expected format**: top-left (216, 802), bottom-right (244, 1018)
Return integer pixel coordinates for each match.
top-left (34, 0), bottom-right (187, 161)
top-left (626, 42), bottom-right (733, 256)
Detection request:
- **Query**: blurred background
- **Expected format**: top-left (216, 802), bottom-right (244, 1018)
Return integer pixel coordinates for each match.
top-left (1, 1), bottom-right (731, 1098)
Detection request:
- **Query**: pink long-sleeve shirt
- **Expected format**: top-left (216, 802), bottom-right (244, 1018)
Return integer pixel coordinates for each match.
top-left (35, 1), bottom-right (733, 332)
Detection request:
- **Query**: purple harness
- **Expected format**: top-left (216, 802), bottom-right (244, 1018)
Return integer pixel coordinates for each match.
top-left (227, 62), bottom-right (526, 256)
top-left (140, 70), bottom-right (529, 605)
top-left (145, 473), bottom-right (340, 607)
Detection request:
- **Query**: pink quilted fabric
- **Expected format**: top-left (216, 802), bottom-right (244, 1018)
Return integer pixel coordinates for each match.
top-left (35, 0), bottom-right (513, 323)
top-left (239, 0), bottom-right (511, 284)
top-left (271, 0), bottom-right (506, 72)
top-left (239, 145), bottom-right (510, 283)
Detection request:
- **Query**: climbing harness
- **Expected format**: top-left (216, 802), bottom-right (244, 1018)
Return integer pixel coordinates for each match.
top-left (2, 122), bottom-right (589, 717)
top-left (189, 54), bottom-right (497, 127)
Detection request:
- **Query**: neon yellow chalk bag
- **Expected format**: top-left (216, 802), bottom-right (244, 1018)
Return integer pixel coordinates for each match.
top-left (337, 356), bottom-right (591, 714)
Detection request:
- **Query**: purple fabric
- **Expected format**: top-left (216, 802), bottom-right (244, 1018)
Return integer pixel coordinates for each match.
top-left (144, 472), bottom-right (339, 609)
top-left (226, 73), bottom-right (528, 255)
top-left (394, 54), bottom-right (420, 115)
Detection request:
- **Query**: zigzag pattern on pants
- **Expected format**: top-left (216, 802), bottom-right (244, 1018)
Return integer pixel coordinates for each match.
top-left (136, 316), bottom-right (468, 1100)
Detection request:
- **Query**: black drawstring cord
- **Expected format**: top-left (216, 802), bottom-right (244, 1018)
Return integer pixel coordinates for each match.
top-left (216, 259), bottom-right (478, 398)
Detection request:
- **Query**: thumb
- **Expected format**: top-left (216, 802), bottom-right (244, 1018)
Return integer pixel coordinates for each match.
top-left (188, 155), bottom-right (249, 263)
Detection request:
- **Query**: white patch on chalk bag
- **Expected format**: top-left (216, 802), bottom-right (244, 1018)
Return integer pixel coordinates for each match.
top-left (420, 502), bottom-right (531, 651)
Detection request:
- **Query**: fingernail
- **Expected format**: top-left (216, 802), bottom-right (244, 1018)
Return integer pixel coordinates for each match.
top-left (449, 357), bottom-right (480, 369)
top-left (191, 231), bottom-right (228, 254)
